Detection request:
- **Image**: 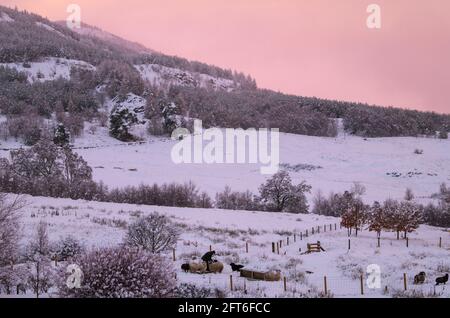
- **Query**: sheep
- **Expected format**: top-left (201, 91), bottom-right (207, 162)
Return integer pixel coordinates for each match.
top-left (181, 263), bottom-right (190, 273)
top-left (435, 273), bottom-right (448, 286)
top-left (264, 270), bottom-right (281, 282)
top-left (413, 272), bottom-right (426, 284)
top-left (189, 262), bottom-right (207, 274)
top-left (208, 261), bottom-right (224, 273)
top-left (230, 263), bottom-right (245, 272)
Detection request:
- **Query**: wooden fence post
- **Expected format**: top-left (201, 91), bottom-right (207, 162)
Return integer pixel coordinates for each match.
top-left (283, 277), bottom-right (287, 292)
top-left (324, 225), bottom-right (326, 232)
top-left (277, 243), bottom-right (280, 254)
top-left (272, 242), bottom-right (276, 253)
top-left (335, 223), bottom-right (337, 230)
top-left (246, 242), bottom-right (249, 253)
top-left (280, 240), bottom-right (283, 248)
top-left (209, 245), bottom-right (212, 252)
top-left (360, 275), bottom-right (364, 295)
top-left (324, 276), bottom-right (328, 295)
top-left (330, 224), bottom-right (332, 231)
top-left (230, 275), bottom-right (233, 291)
top-left (294, 234), bottom-right (296, 242)
top-left (287, 237), bottom-right (290, 246)
top-left (312, 227), bottom-right (314, 235)
top-left (403, 273), bottom-right (407, 291)
top-left (439, 237), bottom-right (442, 248)
top-left (348, 239), bottom-right (351, 250)
top-left (300, 232), bottom-right (303, 240)
top-left (318, 226), bottom-right (320, 233)
top-left (406, 237), bottom-right (409, 248)
top-left (377, 237), bottom-right (380, 248)
top-left (306, 229), bottom-right (308, 237)
top-left (172, 249), bottom-right (176, 261)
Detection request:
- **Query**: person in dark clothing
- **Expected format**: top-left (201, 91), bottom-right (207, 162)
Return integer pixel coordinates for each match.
top-left (201, 250), bottom-right (216, 271)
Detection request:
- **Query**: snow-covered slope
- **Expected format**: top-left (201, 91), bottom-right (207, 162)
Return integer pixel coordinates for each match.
top-left (35, 22), bottom-right (66, 38)
top-left (66, 131), bottom-right (450, 205)
top-left (136, 64), bottom-right (237, 91)
top-left (1, 126), bottom-right (448, 205)
top-left (15, 195), bottom-right (450, 298)
top-left (0, 57), bottom-right (95, 83)
top-left (0, 11), bottom-right (14, 22)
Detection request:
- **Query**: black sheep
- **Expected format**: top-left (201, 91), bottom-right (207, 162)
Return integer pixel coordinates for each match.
top-left (181, 263), bottom-right (190, 273)
top-left (435, 273), bottom-right (448, 286)
top-left (230, 263), bottom-right (245, 272)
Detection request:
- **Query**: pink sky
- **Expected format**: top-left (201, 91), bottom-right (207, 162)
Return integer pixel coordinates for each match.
top-left (2, 0), bottom-right (449, 113)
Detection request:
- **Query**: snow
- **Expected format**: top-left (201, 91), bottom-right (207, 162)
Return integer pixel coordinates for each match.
top-left (0, 12), bottom-right (14, 22)
top-left (25, 130), bottom-right (448, 206)
top-left (13, 195), bottom-right (450, 298)
top-left (0, 57), bottom-right (96, 83)
top-left (1, 126), bottom-right (448, 205)
top-left (135, 64), bottom-right (237, 91)
top-left (35, 22), bottom-right (66, 38)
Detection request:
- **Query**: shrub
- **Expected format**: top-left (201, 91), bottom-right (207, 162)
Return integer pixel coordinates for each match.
top-left (54, 236), bottom-right (84, 261)
top-left (124, 212), bottom-right (179, 253)
top-left (438, 129), bottom-right (448, 139)
top-left (175, 283), bottom-right (212, 298)
top-left (57, 247), bottom-right (177, 298)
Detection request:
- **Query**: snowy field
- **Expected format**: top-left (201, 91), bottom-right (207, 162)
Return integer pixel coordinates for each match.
top-left (2, 124), bottom-right (447, 206)
top-left (12, 195), bottom-right (450, 298)
top-left (0, 100), bottom-right (449, 298)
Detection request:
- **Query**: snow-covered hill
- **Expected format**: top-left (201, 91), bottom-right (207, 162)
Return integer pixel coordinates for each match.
top-left (52, 130), bottom-right (450, 206)
top-left (2, 126), bottom-right (448, 205)
top-left (0, 57), bottom-right (95, 83)
top-left (0, 11), bottom-right (14, 22)
top-left (13, 195), bottom-right (450, 298)
top-left (136, 63), bottom-right (237, 91)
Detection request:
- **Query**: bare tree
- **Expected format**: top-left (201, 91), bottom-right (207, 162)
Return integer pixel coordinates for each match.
top-left (0, 194), bottom-right (26, 267)
top-left (25, 221), bottom-right (53, 298)
top-left (367, 201), bottom-right (386, 238)
top-left (404, 188), bottom-right (414, 201)
top-left (258, 171), bottom-right (311, 213)
top-left (350, 182), bottom-right (366, 197)
top-left (341, 199), bottom-right (368, 237)
top-left (124, 212), bottom-right (179, 253)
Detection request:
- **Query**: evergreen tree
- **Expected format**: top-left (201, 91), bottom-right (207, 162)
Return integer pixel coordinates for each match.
top-left (53, 123), bottom-right (70, 146)
top-left (109, 105), bottom-right (138, 141)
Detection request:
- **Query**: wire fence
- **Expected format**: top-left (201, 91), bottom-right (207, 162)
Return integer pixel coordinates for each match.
top-left (174, 221), bottom-right (449, 297)
top-left (177, 271), bottom-right (448, 298)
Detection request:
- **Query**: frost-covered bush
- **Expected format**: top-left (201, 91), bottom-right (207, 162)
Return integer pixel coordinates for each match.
top-left (54, 236), bottom-right (84, 261)
top-left (175, 283), bottom-right (212, 298)
top-left (124, 212), bottom-right (179, 253)
top-left (0, 265), bottom-right (29, 295)
top-left (58, 247), bottom-right (176, 298)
